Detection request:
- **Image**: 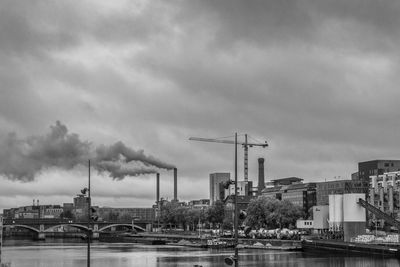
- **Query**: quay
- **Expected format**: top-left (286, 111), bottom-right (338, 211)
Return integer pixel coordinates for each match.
top-left (100, 232), bottom-right (301, 250)
top-left (302, 239), bottom-right (400, 258)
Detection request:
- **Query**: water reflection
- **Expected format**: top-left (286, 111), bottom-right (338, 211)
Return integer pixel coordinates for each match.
top-left (2, 240), bottom-right (400, 267)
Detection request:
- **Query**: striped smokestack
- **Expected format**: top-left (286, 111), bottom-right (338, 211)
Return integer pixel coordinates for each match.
top-left (156, 173), bottom-right (160, 205)
top-left (173, 168), bottom-right (177, 201)
top-left (258, 158), bottom-right (265, 195)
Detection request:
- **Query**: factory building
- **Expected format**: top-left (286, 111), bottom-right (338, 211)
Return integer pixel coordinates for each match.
top-left (297, 194), bottom-right (367, 241)
top-left (316, 180), bottom-right (368, 206)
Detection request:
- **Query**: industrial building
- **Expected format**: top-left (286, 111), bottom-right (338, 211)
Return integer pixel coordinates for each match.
top-left (297, 193), bottom-right (367, 242)
top-left (97, 207), bottom-right (155, 221)
top-left (297, 205), bottom-right (329, 232)
top-left (261, 178), bottom-right (316, 217)
top-left (328, 194), bottom-right (366, 241)
top-left (225, 181), bottom-right (254, 198)
top-left (316, 179), bottom-right (368, 205)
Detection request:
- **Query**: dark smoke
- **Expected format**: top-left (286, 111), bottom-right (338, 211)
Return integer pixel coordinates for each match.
top-left (0, 121), bottom-right (175, 181)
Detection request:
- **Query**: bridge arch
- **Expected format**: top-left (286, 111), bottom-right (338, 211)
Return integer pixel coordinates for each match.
top-left (44, 224), bottom-right (89, 232)
top-left (99, 224), bottom-right (145, 232)
top-left (7, 224), bottom-right (39, 233)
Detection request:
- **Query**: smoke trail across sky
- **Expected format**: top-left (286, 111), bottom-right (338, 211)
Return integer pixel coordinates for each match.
top-left (0, 121), bottom-right (175, 181)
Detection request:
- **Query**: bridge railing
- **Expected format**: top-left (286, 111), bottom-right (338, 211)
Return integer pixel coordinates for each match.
top-left (3, 218), bottom-right (150, 225)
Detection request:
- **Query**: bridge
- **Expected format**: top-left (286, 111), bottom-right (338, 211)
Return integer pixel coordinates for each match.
top-left (2, 218), bottom-right (152, 240)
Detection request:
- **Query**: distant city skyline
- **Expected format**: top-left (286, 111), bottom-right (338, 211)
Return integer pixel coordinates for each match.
top-left (2, 1), bottom-right (400, 212)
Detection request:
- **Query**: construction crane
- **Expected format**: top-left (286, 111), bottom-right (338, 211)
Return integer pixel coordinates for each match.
top-left (189, 134), bottom-right (268, 182)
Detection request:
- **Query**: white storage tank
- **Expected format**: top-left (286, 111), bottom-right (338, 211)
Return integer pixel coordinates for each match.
top-left (329, 194), bottom-right (343, 231)
top-left (343, 193), bottom-right (366, 241)
top-left (343, 193), bottom-right (366, 222)
top-left (328, 195), bottom-right (336, 227)
top-left (334, 194), bottom-right (343, 227)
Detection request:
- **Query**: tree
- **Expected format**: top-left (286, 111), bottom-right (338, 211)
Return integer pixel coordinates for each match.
top-left (276, 200), bottom-right (304, 229)
top-left (206, 200), bottom-right (225, 228)
top-left (245, 196), bottom-right (304, 229)
top-left (245, 196), bottom-right (279, 229)
top-left (60, 210), bottom-right (73, 220)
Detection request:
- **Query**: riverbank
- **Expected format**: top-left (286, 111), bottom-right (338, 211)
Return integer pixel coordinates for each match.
top-left (302, 239), bottom-right (400, 258)
top-left (100, 232), bottom-right (302, 250)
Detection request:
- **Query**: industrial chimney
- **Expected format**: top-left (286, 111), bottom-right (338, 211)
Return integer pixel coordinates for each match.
top-left (173, 168), bottom-right (178, 201)
top-left (156, 173), bottom-right (160, 205)
top-left (258, 158), bottom-right (265, 195)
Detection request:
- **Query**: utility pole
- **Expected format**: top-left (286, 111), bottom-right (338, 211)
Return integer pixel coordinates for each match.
top-left (234, 132), bottom-right (239, 267)
top-left (0, 216), bottom-right (3, 265)
top-left (87, 160), bottom-right (91, 267)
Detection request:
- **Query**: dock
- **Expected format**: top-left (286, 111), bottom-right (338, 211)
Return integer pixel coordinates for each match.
top-left (302, 239), bottom-right (400, 258)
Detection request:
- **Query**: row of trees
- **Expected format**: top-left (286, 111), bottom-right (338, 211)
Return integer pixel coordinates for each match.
top-left (160, 200), bottom-right (225, 230)
top-left (160, 196), bottom-right (304, 230)
top-left (245, 196), bottom-right (304, 229)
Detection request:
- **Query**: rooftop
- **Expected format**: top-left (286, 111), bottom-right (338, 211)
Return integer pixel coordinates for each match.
top-left (270, 177), bottom-right (303, 185)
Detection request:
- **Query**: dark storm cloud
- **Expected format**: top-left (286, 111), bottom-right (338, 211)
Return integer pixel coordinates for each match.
top-left (0, 121), bottom-right (175, 181)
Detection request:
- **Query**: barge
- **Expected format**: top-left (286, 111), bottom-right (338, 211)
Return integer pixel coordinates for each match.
top-left (302, 239), bottom-right (400, 258)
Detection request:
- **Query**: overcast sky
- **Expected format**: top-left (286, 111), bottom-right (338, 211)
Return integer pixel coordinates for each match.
top-left (1, 0), bottom-right (400, 212)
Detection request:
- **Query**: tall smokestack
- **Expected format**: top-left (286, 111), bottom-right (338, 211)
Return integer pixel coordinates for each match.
top-left (258, 158), bottom-right (265, 195)
top-left (156, 173), bottom-right (160, 205)
top-left (173, 168), bottom-right (177, 201)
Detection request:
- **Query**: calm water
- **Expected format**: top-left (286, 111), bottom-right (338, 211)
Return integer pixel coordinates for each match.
top-left (2, 240), bottom-right (400, 267)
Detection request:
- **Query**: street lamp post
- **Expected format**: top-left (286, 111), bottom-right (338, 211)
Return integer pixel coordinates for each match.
top-left (234, 132), bottom-right (238, 267)
top-left (81, 160), bottom-right (91, 267)
top-left (225, 133), bottom-right (239, 266)
top-left (87, 159), bottom-right (91, 267)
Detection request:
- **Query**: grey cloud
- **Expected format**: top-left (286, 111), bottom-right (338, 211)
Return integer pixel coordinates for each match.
top-left (1, 0), bottom-right (400, 211)
top-left (174, 0), bottom-right (400, 54)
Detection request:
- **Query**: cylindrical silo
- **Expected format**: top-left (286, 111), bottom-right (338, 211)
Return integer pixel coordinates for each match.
top-left (343, 193), bottom-right (366, 241)
top-left (328, 195), bottom-right (336, 230)
top-left (334, 194), bottom-right (343, 231)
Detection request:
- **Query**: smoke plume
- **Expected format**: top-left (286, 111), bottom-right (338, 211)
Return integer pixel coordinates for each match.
top-left (0, 121), bottom-right (175, 181)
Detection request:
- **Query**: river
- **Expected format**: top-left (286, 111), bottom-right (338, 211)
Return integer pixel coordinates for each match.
top-left (1, 239), bottom-right (400, 267)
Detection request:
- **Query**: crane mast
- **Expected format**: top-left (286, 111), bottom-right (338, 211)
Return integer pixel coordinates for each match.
top-left (189, 134), bottom-right (268, 182)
